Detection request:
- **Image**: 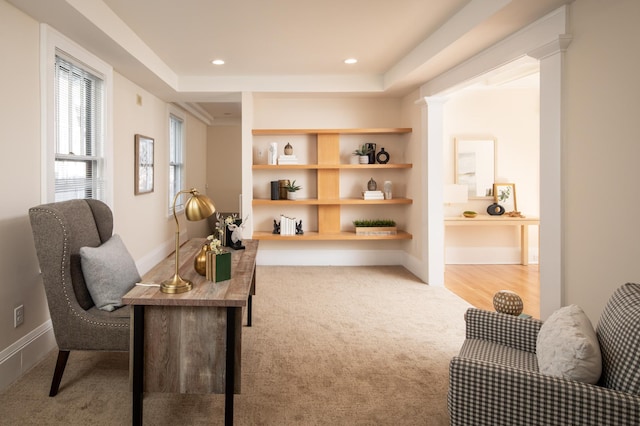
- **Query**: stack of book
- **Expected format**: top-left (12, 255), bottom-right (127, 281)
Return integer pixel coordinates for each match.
top-left (280, 214), bottom-right (298, 235)
top-left (278, 154), bottom-right (298, 165)
top-left (362, 190), bottom-right (384, 200)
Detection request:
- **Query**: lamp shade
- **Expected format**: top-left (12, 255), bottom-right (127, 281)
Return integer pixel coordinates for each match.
top-left (184, 191), bottom-right (216, 221)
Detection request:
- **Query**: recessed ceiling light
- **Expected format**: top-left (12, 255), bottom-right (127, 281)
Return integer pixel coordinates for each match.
top-left (344, 58), bottom-right (358, 64)
top-left (211, 59), bottom-right (225, 65)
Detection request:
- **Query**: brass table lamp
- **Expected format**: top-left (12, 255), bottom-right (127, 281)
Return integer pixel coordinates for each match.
top-left (161, 188), bottom-right (215, 294)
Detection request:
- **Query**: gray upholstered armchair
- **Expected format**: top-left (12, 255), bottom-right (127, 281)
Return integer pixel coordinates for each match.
top-left (29, 199), bottom-right (131, 396)
top-left (449, 283), bottom-right (640, 425)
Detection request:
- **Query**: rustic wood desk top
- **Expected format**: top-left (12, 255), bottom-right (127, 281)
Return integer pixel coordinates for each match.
top-left (123, 238), bottom-right (258, 307)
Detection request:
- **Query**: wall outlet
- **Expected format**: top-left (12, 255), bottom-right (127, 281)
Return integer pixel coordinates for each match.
top-left (14, 305), bottom-right (24, 328)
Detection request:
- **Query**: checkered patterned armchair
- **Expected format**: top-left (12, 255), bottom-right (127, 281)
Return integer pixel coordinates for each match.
top-left (448, 283), bottom-right (640, 426)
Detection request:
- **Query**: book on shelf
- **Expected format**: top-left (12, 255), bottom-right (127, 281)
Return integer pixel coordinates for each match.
top-left (362, 190), bottom-right (384, 200)
top-left (279, 214), bottom-right (297, 235)
top-left (278, 154), bottom-right (298, 165)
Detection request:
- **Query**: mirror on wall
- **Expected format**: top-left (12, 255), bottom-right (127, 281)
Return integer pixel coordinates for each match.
top-left (454, 137), bottom-right (496, 199)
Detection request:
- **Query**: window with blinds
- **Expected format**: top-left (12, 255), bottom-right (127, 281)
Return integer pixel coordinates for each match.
top-left (54, 55), bottom-right (105, 201)
top-left (169, 112), bottom-right (185, 213)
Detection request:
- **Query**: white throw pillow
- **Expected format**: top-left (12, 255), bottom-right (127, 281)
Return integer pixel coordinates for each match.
top-left (536, 305), bottom-right (602, 384)
top-left (80, 234), bottom-right (140, 311)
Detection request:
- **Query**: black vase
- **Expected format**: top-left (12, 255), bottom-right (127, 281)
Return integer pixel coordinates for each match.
top-left (365, 143), bottom-right (376, 165)
top-left (487, 203), bottom-right (505, 216)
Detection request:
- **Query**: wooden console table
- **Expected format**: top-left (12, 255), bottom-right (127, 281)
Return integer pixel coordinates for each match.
top-left (444, 215), bottom-right (539, 265)
top-left (122, 238), bottom-right (258, 426)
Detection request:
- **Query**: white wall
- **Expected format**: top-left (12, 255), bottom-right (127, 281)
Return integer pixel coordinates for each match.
top-left (0, 0), bottom-right (210, 390)
top-left (563, 0), bottom-right (640, 321)
top-left (443, 86), bottom-right (540, 264)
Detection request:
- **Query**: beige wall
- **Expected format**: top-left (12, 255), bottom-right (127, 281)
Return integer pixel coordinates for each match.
top-left (206, 125), bottom-right (242, 214)
top-left (0, 0), bottom-right (50, 362)
top-left (0, 0), bottom-right (209, 388)
top-left (564, 0), bottom-right (640, 321)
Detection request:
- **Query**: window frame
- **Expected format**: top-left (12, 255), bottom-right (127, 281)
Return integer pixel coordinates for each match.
top-left (168, 105), bottom-right (186, 216)
top-left (41, 24), bottom-right (113, 206)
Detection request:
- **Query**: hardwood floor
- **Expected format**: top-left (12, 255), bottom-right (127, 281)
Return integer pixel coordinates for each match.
top-left (444, 264), bottom-right (540, 319)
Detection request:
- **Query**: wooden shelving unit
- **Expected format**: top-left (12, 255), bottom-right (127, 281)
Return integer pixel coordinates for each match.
top-left (251, 128), bottom-right (413, 241)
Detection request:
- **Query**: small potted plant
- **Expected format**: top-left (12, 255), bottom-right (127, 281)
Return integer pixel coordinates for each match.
top-left (353, 219), bottom-right (397, 236)
top-left (285, 179), bottom-right (301, 200)
top-left (353, 144), bottom-right (372, 164)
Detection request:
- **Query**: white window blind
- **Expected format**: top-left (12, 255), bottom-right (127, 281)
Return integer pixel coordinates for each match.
top-left (169, 113), bottom-right (185, 213)
top-left (54, 55), bottom-right (105, 201)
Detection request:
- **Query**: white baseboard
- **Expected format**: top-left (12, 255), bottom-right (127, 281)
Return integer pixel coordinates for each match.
top-left (0, 320), bottom-right (56, 391)
top-left (256, 248), bottom-right (405, 266)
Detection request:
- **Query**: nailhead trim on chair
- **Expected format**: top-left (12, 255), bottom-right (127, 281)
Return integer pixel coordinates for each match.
top-left (32, 207), bottom-right (128, 328)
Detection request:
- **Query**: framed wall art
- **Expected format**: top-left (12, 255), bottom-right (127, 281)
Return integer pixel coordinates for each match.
top-left (493, 183), bottom-right (517, 213)
top-left (135, 134), bottom-right (154, 194)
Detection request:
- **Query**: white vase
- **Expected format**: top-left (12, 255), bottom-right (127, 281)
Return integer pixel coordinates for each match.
top-left (359, 155), bottom-right (369, 164)
top-left (287, 191), bottom-right (297, 200)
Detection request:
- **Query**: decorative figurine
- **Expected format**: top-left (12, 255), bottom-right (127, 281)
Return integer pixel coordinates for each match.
top-left (368, 178), bottom-right (377, 191)
top-left (224, 214), bottom-right (247, 250)
top-left (272, 219), bottom-right (281, 234)
top-left (284, 142), bottom-right (293, 155)
top-left (296, 220), bottom-right (304, 235)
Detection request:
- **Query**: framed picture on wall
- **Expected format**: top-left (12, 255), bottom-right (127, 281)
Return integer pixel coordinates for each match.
top-left (135, 134), bottom-right (154, 194)
top-left (493, 183), bottom-right (516, 213)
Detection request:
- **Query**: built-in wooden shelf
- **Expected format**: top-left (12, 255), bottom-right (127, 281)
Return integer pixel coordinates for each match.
top-left (252, 230), bottom-right (413, 241)
top-left (252, 127), bottom-right (413, 242)
top-left (252, 163), bottom-right (412, 170)
top-left (252, 128), bottom-right (412, 135)
top-left (252, 198), bottom-right (413, 206)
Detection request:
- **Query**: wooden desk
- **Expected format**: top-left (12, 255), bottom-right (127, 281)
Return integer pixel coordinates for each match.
top-left (122, 239), bottom-right (258, 426)
top-left (444, 215), bottom-right (539, 265)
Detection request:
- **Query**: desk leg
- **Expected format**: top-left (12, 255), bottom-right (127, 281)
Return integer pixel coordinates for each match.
top-left (132, 305), bottom-right (144, 426)
top-left (521, 225), bottom-right (529, 266)
top-left (247, 268), bottom-right (256, 327)
top-left (225, 307), bottom-right (237, 426)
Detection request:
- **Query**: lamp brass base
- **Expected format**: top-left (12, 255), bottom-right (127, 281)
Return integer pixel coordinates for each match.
top-left (160, 274), bottom-right (193, 294)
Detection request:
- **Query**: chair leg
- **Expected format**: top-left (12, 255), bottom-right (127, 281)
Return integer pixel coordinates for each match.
top-left (49, 350), bottom-right (70, 397)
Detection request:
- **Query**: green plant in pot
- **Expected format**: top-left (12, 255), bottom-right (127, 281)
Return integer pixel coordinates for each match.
top-left (353, 144), bottom-right (372, 164)
top-left (285, 179), bottom-right (301, 200)
top-left (353, 219), bottom-right (397, 235)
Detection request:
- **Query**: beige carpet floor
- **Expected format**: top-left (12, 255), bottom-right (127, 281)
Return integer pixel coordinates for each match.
top-left (0, 266), bottom-right (471, 425)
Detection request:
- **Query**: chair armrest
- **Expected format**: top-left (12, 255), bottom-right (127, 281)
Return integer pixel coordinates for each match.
top-left (449, 356), bottom-right (640, 426)
top-left (465, 308), bottom-right (543, 353)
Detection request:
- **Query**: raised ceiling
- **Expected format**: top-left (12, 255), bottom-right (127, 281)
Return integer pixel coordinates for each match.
top-left (9, 0), bottom-right (567, 111)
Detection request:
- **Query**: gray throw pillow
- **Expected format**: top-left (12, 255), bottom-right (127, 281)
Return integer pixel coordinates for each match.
top-left (80, 234), bottom-right (140, 311)
top-left (536, 304), bottom-right (602, 384)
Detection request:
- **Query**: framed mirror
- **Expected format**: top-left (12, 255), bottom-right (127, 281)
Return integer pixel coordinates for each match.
top-left (454, 137), bottom-right (496, 199)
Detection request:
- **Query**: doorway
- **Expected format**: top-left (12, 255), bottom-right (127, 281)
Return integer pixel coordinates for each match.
top-left (441, 62), bottom-right (541, 317)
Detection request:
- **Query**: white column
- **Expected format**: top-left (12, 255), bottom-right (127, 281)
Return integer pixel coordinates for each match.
top-left (420, 96), bottom-right (447, 286)
top-left (528, 35), bottom-right (572, 318)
